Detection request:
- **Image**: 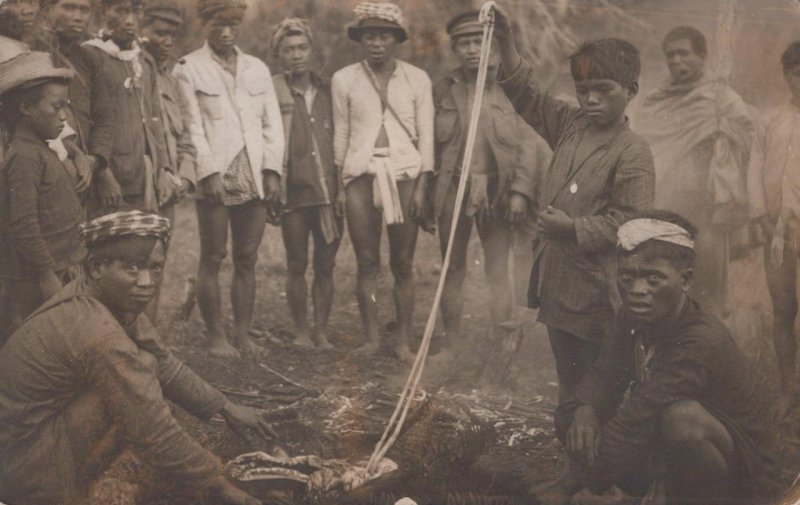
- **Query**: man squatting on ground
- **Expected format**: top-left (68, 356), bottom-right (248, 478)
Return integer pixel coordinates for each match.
top-left (332, 2), bottom-right (434, 361)
top-left (0, 211), bottom-right (272, 505)
top-left (748, 40), bottom-right (800, 398)
top-left (272, 17), bottom-right (342, 350)
top-left (553, 211), bottom-right (781, 505)
top-left (492, 6), bottom-right (655, 406)
top-left (176, 0), bottom-right (284, 359)
top-left (0, 50), bottom-right (84, 343)
top-left (431, 11), bottom-right (543, 360)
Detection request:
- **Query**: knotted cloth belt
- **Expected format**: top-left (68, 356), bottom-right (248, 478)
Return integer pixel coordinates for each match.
top-left (367, 147), bottom-right (404, 225)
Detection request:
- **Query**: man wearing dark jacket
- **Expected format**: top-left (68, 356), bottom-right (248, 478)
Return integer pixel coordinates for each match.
top-left (432, 11), bottom-right (545, 358)
top-left (82, 0), bottom-right (168, 217)
top-left (272, 18), bottom-right (342, 349)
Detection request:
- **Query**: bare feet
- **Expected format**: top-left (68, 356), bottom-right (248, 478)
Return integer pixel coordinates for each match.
top-left (292, 329), bottom-right (314, 348)
top-left (208, 335), bottom-right (241, 359)
top-left (428, 348), bottom-right (455, 367)
top-left (236, 335), bottom-right (267, 358)
top-left (388, 343), bottom-right (415, 363)
top-left (351, 342), bottom-right (380, 357)
top-left (314, 331), bottom-right (335, 350)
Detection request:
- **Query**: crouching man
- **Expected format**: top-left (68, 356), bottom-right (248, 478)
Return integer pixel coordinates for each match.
top-left (550, 211), bottom-right (781, 505)
top-left (0, 211), bottom-right (269, 505)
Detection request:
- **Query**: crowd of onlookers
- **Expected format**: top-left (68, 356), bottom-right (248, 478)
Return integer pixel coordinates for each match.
top-left (0, 0), bottom-right (799, 504)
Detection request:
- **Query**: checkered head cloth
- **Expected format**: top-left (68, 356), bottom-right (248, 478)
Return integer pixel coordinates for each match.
top-left (80, 211), bottom-right (171, 247)
top-left (197, 0), bottom-right (246, 21)
top-left (353, 2), bottom-right (405, 27)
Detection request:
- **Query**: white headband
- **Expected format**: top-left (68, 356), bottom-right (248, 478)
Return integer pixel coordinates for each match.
top-left (617, 218), bottom-right (694, 251)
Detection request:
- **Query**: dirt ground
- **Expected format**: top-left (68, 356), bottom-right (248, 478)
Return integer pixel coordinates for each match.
top-left (92, 200), bottom-right (800, 505)
top-left (90, 200), bottom-right (562, 504)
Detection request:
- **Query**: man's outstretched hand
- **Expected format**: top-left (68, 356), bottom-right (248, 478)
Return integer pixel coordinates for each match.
top-left (221, 400), bottom-right (278, 446)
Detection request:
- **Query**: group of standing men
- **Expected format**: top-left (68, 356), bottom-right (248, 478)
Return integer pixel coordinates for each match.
top-left (0, 0), bottom-right (797, 504)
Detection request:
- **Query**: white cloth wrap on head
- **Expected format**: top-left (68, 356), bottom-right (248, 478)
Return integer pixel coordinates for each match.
top-left (617, 218), bottom-right (694, 251)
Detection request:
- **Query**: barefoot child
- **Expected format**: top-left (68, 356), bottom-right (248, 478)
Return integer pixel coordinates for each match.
top-left (493, 6), bottom-right (655, 407)
top-left (0, 51), bottom-right (84, 341)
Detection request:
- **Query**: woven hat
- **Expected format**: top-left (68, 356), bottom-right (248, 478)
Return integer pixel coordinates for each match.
top-left (272, 17), bottom-right (312, 56)
top-left (196, 0), bottom-right (246, 22)
top-left (347, 2), bottom-right (407, 43)
top-left (0, 51), bottom-right (73, 95)
top-left (80, 210), bottom-right (171, 247)
top-left (143, 0), bottom-right (184, 25)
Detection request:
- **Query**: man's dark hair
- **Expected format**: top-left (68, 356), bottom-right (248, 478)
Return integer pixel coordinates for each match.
top-left (618, 210), bottom-right (697, 270)
top-left (782, 40), bottom-right (800, 72)
top-left (662, 26), bottom-right (707, 58)
top-left (569, 38), bottom-right (641, 89)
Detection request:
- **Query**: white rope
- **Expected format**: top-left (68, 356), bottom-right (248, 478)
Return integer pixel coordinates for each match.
top-left (365, 1), bottom-right (498, 475)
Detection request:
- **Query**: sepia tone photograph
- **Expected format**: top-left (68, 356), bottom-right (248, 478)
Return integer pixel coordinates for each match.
top-left (0, 0), bottom-right (799, 503)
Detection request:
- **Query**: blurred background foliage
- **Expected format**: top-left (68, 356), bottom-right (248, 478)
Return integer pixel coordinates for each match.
top-left (130, 0), bottom-right (800, 108)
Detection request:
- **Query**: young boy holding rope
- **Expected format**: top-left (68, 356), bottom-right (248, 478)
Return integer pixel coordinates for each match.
top-left (492, 5), bottom-right (655, 416)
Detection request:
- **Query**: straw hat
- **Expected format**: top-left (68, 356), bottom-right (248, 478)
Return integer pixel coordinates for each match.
top-left (0, 51), bottom-right (74, 95)
top-left (0, 35), bottom-right (29, 65)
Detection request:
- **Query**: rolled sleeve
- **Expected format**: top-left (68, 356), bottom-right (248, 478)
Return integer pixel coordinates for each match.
top-left (415, 74), bottom-right (435, 174)
top-left (259, 65), bottom-right (285, 178)
top-left (574, 142), bottom-right (655, 254)
top-left (331, 71), bottom-right (350, 172)
top-left (174, 65), bottom-right (217, 183)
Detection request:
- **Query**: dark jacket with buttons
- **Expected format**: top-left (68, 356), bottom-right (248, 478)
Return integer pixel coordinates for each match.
top-left (0, 128), bottom-right (84, 280)
top-left (432, 67), bottom-right (543, 217)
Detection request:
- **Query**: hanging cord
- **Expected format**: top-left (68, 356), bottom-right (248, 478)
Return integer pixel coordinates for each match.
top-left (365, 1), bottom-right (498, 475)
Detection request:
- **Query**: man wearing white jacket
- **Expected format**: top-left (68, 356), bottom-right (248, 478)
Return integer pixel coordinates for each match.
top-left (175, 0), bottom-right (284, 359)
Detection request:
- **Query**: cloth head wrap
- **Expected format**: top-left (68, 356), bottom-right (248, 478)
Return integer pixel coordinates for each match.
top-left (197, 0), bottom-right (246, 22)
top-left (617, 218), bottom-right (694, 252)
top-left (80, 211), bottom-right (171, 247)
top-left (272, 17), bottom-right (312, 56)
top-left (347, 2), bottom-right (407, 42)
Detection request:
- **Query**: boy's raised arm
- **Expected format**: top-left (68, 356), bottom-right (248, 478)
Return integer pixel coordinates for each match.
top-left (493, 4), bottom-right (576, 148)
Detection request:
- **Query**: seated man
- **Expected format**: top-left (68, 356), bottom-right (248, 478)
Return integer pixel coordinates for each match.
top-left (0, 211), bottom-right (268, 505)
top-left (551, 210), bottom-right (781, 505)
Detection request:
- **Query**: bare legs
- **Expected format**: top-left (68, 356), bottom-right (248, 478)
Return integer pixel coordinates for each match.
top-left (196, 199), bottom-right (267, 358)
top-left (345, 176), bottom-right (418, 361)
top-left (281, 207), bottom-right (341, 349)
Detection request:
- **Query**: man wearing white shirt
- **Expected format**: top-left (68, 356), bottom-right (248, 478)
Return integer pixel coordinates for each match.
top-left (175, 0), bottom-right (284, 359)
top-left (332, 2), bottom-right (434, 361)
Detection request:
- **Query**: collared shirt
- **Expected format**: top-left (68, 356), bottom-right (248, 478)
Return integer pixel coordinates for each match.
top-left (332, 59), bottom-right (434, 185)
top-left (499, 61), bottom-right (655, 342)
top-left (0, 128), bottom-right (84, 280)
top-left (175, 42), bottom-right (284, 199)
top-left (748, 102), bottom-right (800, 222)
top-left (569, 300), bottom-right (780, 501)
top-left (0, 280), bottom-right (225, 504)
